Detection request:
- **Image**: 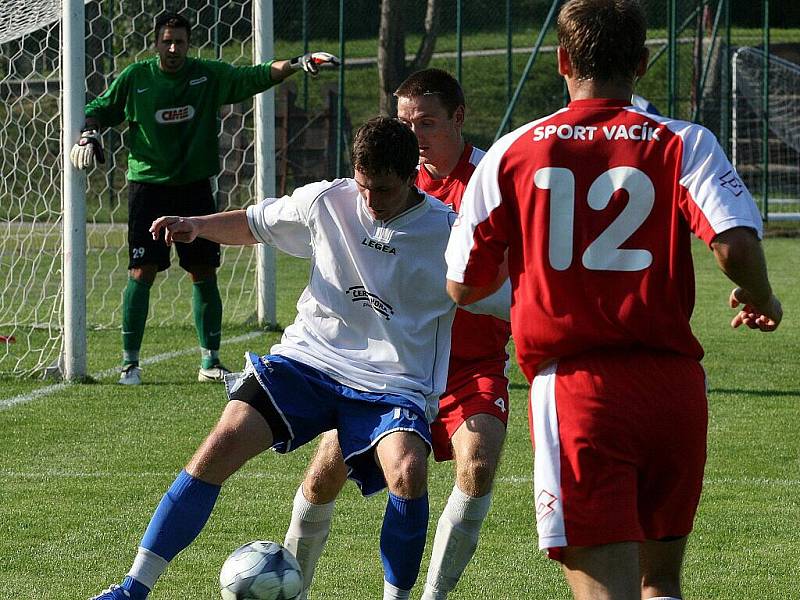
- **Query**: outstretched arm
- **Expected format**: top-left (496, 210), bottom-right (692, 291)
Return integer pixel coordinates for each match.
top-left (270, 52), bottom-right (340, 83)
top-left (150, 210), bottom-right (257, 247)
top-left (710, 226), bottom-right (782, 331)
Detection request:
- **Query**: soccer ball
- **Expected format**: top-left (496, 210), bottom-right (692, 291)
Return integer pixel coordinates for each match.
top-left (219, 540), bottom-right (303, 600)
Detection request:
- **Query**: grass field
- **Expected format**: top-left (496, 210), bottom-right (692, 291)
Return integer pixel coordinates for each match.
top-left (0, 237), bottom-right (798, 599)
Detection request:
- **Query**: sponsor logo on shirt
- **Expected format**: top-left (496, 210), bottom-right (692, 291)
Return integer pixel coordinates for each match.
top-left (155, 105), bottom-right (196, 124)
top-left (532, 122), bottom-right (661, 142)
top-left (361, 236), bottom-right (397, 255)
top-left (189, 76), bottom-right (208, 86)
top-left (346, 286), bottom-right (394, 320)
top-left (718, 169), bottom-right (744, 197)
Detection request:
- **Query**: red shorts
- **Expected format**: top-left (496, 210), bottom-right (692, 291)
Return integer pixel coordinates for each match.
top-left (528, 349), bottom-right (707, 561)
top-left (430, 360), bottom-right (509, 462)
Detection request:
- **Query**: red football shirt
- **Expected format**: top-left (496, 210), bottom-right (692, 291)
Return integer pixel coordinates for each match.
top-left (418, 143), bottom-right (511, 374)
top-left (446, 98), bottom-right (762, 382)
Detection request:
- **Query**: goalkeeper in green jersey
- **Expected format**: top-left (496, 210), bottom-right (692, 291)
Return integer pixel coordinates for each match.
top-left (70, 11), bottom-right (339, 385)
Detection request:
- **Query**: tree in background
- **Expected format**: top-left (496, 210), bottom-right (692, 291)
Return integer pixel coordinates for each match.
top-left (378, 0), bottom-right (439, 115)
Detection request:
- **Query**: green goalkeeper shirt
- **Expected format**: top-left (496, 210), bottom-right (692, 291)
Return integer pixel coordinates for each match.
top-left (85, 56), bottom-right (277, 185)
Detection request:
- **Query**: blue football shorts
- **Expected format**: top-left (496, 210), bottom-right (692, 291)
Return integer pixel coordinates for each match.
top-left (224, 352), bottom-right (432, 496)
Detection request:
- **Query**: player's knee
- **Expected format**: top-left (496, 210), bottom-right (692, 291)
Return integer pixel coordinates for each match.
top-left (130, 265), bottom-right (157, 285)
top-left (453, 432), bottom-right (503, 496)
top-left (383, 452), bottom-right (427, 498)
top-left (187, 427), bottom-right (242, 484)
top-left (187, 264), bottom-right (217, 282)
top-left (457, 455), bottom-right (497, 497)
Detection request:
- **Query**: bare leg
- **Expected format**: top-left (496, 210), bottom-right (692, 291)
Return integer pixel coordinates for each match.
top-left (112, 401), bottom-right (273, 598)
top-left (186, 263), bottom-right (216, 283)
top-left (302, 430), bottom-right (349, 503)
top-left (284, 431), bottom-right (349, 598)
top-left (640, 537), bottom-right (687, 599)
top-left (375, 430), bottom-right (429, 498)
top-left (130, 265), bottom-right (158, 285)
top-left (561, 542), bottom-right (640, 600)
top-left (452, 413), bottom-right (506, 497)
top-left (375, 431), bottom-right (430, 600)
top-left (422, 414), bottom-right (506, 599)
top-left (186, 399), bottom-right (274, 484)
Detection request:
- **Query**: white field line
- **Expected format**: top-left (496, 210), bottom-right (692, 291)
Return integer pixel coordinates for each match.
top-left (0, 331), bottom-right (264, 411)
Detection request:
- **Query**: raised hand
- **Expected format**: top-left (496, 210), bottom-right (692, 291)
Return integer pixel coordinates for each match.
top-left (290, 51), bottom-right (340, 76)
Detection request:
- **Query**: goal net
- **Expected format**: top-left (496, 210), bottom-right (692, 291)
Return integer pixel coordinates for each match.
top-left (732, 47), bottom-right (800, 221)
top-left (1, 0), bottom-right (276, 377)
top-left (0, 0), bottom-right (63, 376)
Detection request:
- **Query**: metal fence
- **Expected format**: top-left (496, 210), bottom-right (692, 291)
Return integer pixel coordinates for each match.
top-left (4, 0), bottom-right (793, 213)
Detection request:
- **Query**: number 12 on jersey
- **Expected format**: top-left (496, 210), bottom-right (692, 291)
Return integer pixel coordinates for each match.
top-left (536, 166), bottom-right (655, 272)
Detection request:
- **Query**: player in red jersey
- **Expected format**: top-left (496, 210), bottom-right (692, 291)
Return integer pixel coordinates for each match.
top-left (282, 69), bottom-right (512, 600)
top-left (445, 1), bottom-right (782, 599)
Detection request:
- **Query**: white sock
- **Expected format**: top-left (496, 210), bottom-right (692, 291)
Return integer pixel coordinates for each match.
top-left (421, 485), bottom-right (492, 600)
top-left (283, 485), bottom-right (336, 598)
top-left (646, 597), bottom-right (682, 600)
top-left (127, 546), bottom-right (169, 591)
top-left (383, 580), bottom-right (411, 600)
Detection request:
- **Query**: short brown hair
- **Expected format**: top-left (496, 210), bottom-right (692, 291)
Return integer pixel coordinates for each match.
top-left (154, 12), bottom-right (192, 43)
top-left (557, 0), bottom-right (647, 83)
top-left (394, 68), bottom-right (465, 118)
top-left (351, 117), bottom-right (419, 181)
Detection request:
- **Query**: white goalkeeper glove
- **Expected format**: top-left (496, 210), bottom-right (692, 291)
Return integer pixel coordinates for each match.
top-left (290, 51), bottom-right (340, 76)
top-left (69, 129), bottom-right (105, 169)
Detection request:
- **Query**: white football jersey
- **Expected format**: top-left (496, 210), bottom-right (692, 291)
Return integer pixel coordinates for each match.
top-left (246, 178), bottom-right (458, 420)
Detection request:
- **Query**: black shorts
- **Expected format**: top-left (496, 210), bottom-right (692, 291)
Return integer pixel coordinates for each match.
top-left (127, 179), bottom-right (221, 272)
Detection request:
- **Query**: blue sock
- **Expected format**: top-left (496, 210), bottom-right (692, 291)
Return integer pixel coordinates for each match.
top-left (120, 576), bottom-right (150, 600)
top-left (380, 492), bottom-right (429, 590)
top-left (140, 470), bottom-right (221, 562)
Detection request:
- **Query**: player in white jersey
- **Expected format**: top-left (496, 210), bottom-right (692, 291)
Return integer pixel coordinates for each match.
top-left (89, 117), bottom-right (508, 600)
top-left (282, 69), bottom-right (512, 600)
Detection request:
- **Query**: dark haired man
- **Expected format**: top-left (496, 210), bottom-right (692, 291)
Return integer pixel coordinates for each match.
top-left (446, 0), bottom-right (781, 599)
top-left (89, 117), bottom-right (509, 600)
top-left (282, 68), bottom-right (511, 600)
top-left (70, 11), bottom-right (339, 385)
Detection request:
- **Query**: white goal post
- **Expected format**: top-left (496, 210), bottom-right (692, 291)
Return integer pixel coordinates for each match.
top-left (63, 0), bottom-right (88, 381)
top-left (0, 0), bottom-right (276, 379)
